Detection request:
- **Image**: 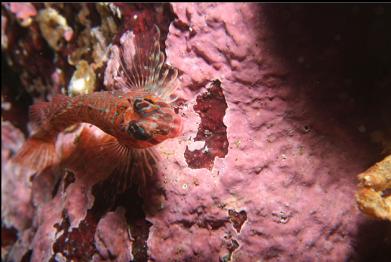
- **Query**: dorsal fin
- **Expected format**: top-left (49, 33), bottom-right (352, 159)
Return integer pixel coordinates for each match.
top-left (118, 25), bottom-right (179, 102)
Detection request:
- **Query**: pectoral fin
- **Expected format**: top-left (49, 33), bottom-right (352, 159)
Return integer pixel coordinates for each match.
top-left (68, 127), bottom-right (159, 195)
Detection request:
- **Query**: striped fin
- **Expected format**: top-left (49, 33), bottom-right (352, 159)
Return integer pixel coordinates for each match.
top-left (12, 95), bottom-right (71, 172)
top-left (12, 130), bottom-right (58, 172)
top-left (118, 25), bottom-right (179, 102)
top-left (104, 142), bottom-right (159, 195)
top-left (67, 127), bottom-right (159, 195)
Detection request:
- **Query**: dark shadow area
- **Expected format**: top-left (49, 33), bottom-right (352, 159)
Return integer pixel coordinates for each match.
top-left (91, 181), bottom-right (154, 262)
top-left (1, 225), bottom-right (18, 248)
top-left (262, 4), bottom-right (391, 161)
top-left (262, 4), bottom-right (391, 261)
top-left (348, 219), bottom-right (391, 262)
top-left (1, 55), bottom-right (32, 136)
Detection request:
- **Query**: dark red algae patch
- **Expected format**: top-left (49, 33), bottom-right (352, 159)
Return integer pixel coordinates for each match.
top-left (51, 181), bottom-right (152, 261)
top-left (185, 80), bottom-right (229, 169)
top-left (1, 224), bottom-right (18, 247)
top-left (52, 211), bottom-right (98, 261)
top-left (114, 3), bottom-right (175, 50)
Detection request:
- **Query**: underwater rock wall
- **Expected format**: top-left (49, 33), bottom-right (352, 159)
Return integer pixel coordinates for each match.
top-left (149, 3), bottom-right (391, 261)
top-left (2, 3), bottom-right (391, 262)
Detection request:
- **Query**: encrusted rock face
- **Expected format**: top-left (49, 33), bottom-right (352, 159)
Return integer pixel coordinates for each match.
top-left (148, 3), bottom-right (391, 261)
top-left (2, 3), bottom-right (391, 262)
top-left (356, 155), bottom-right (391, 221)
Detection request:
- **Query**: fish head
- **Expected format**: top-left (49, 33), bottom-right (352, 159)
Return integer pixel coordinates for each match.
top-left (122, 95), bottom-right (182, 148)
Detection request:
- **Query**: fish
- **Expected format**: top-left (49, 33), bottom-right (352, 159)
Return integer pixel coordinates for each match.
top-left (12, 25), bottom-right (182, 192)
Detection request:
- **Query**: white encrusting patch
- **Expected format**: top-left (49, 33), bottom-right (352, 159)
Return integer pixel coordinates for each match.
top-left (187, 140), bottom-right (206, 152)
top-left (69, 78), bottom-right (87, 93)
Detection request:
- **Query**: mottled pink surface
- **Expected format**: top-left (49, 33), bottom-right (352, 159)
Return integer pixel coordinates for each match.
top-left (9, 3), bottom-right (37, 22)
top-left (146, 3), bottom-right (390, 261)
top-left (1, 122), bottom-right (30, 231)
top-left (93, 207), bottom-right (133, 262)
top-left (2, 3), bottom-right (391, 262)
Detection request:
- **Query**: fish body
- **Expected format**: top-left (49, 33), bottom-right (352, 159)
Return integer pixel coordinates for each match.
top-left (12, 26), bottom-right (182, 191)
top-left (32, 90), bottom-right (181, 149)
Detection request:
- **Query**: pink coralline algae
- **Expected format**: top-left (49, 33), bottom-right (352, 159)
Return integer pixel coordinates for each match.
top-left (8, 3), bottom-right (37, 27)
top-left (2, 3), bottom-right (391, 262)
top-left (148, 3), bottom-right (391, 261)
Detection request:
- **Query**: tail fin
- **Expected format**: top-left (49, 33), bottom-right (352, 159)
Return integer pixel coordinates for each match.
top-left (11, 95), bottom-right (71, 172)
top-left (12, 131), bottom-right (57, 173)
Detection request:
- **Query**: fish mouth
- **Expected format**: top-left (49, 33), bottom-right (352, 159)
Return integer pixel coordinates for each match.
top-left (146, 106), bottom-right (183, 139)
top-left (129, 112), bottom-right (182, 144)
top-left (144, 114), bottom-right (182, 139)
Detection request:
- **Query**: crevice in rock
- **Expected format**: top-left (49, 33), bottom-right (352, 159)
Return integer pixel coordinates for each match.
top-left (175, 217), bottom-right (228, 231)
top-left (21, 250), bottom-right (32, 262)
top-left (221, 235), bottom-right (240, 262)
top-left (228, 209), bottom-right (247, 233)
top-left (1, 224), bottom-right (18, 247)
top-left (62, 170), bottom-right (76, 193)
top-left (115, 188), bottom-right (152, 262)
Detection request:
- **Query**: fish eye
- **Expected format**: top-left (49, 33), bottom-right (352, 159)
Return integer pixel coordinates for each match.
top-left (127, 121), bottom-right (151, 140)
